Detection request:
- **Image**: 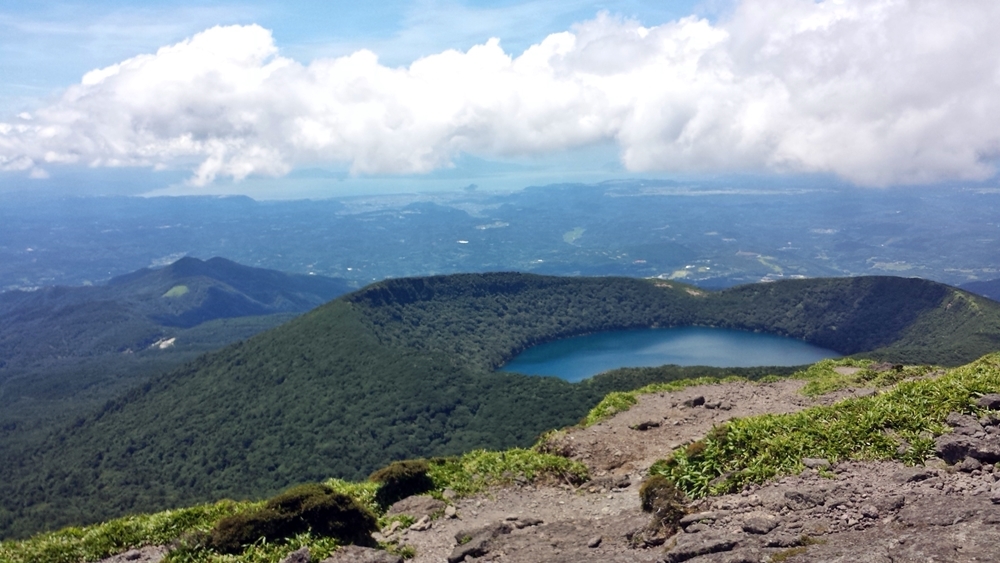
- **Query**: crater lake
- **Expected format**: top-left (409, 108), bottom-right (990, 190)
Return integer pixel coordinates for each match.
top-left (499, 327), bottom-right (841, 382)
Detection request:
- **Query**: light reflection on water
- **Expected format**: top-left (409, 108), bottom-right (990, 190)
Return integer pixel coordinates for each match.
top-left (499, 327), bottom-right (841, 382)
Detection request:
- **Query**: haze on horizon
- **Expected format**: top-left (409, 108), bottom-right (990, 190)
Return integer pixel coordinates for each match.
top-left (1, 0), bottom-right (999, 199)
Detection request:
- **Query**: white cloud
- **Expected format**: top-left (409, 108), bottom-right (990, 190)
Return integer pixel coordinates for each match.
top-left (2, 0), bottom-right (1000, 187)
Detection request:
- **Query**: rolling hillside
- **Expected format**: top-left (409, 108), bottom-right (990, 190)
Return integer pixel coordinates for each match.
top-left (0, 257), bottom-right (351, 441)
top-left (2, 273), bottom-right (999, 539)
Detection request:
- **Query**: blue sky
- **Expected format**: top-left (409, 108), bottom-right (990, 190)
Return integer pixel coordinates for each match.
top-left (1, 0), bottom-right (998, 198)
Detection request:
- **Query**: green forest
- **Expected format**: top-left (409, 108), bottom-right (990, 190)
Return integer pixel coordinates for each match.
top-left (2, 273), bottom-right (999, 539)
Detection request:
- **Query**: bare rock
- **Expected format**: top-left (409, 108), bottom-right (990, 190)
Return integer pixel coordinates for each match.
top-left (961, 456), bottom-right (984, 472)
top-left (587, 535), bottom-right (602, 548)
top-left (281, 547), bottom-right (310, 563)
top-left (512, 517), bottom-right (543, 529)
top-left (409, 515), bottom-right (432, 531)
top-left (802, 457), bottom-right (831, 470)
top-left (765, 533), bottom-right (804, 548)
top-left (946, 413), bottom-right (984, 434)
top-left (387, 495), bottom-right (446, 519)
top-left (741, 512), bottom-right (779, 535)
top-left (897, 497), bottom-right (979, 527)
top-left (586, 474), bottom-right (631, 490)
top-left (977, 394), bottom-right (1000, 410)
top-left (860, 504), bottom-right (880, 519)
top-left (664, 533), bottom-right (739, 563)
top-left (320, 546), bottom-right (402, 563)
top-left (873, 495), bottom-right (906, 514)
top-left (971, 439), bottom-right (1000, 463)
top-left (680, 511), bottom-right (719, 527)
top-left (784, 489), bottom-right (826, 510)
top-left (444, 505), bottom-right (457, 519)
top-left (892, 467), bottom-right (936, 483)
top-left (631, 420), bottom-right (661, 431)
top-left (935, 433), bottom-right (977, 464)
top-left (683, 396), bottom-right (706, 408)
top-left (448, 522), bottom-right (512, 563)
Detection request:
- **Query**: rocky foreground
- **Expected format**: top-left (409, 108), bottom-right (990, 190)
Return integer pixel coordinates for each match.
top-left (103, 379), bottom-right (1000, 563)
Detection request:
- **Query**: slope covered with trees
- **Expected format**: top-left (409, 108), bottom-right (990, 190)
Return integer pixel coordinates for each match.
top-left (2, 273), bottom-right (999, 539)
top-left (0, 257), bottom-right (351, 441)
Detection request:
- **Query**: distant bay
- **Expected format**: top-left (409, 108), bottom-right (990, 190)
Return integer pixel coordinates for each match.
top-left (499, 327), bottom-right (841, 382)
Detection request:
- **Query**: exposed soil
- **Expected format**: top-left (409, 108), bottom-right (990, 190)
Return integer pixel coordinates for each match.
top-left (383, 379), bottom-right (1000, 563)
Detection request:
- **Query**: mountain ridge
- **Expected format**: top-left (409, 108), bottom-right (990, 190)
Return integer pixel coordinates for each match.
top-left (0, 257), bottom-right (352, 446)
top-left (3, 272), bottom-right (999, 539)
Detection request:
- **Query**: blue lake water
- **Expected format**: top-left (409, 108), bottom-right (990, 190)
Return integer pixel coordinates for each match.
top-left (499, 327), bottom-right (841, 382)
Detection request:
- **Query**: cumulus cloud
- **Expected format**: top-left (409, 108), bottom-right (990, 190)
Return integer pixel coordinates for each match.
top-left (2, 0), bottom-right (1000, 187)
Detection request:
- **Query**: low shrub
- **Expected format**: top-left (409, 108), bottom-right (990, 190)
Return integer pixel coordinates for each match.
top-left (369, 460), bottom-right (434, 508)
top-left (207, 484), bottom-right (376, 554)
top-left (634, 475), bottom-right (688, 547)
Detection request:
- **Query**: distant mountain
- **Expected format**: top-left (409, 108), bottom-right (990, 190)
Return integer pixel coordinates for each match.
top-left (959, 279), bottom-right (1000, 302)
top-left (4, 273), bottom-right (999, 539)
top-left (0, 256), bottom-right (351, 364)
top-left (0, 257), bottom-right (351, 442)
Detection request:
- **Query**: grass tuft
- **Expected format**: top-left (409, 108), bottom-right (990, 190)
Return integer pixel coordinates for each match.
top-left (792, 357), bottom-right (937, 397)
top-left (649, 353), bottom-right (1000, 498)
top-left (426, 449), bottom-right (588, 496)
top-left (0, 500), bottom-right (257, 563)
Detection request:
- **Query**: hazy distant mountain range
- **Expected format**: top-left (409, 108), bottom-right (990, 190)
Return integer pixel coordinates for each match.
top-left (960, 279), bottom-right (1000, 303)
top-left (5, 182), bottom-right (1000, 293)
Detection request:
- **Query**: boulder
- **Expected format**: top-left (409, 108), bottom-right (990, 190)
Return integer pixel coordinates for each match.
top-left (664, 533), bottom-right (738, 563)
top-left (742, 515), bottom-right (779, 535)
top-left (802, 457), bottom-right (831, 470)
top-left (448, 522), bottom-right (512, 563)
top-left (281, 547), bottom-right (310, 563)
top-left (977, 394), bottom-right (1000, 410)
top-left (386, 495), bottom-right (446, 519)
top-left (683, 396), bottom-right (706, 408)
top-left (935, 433), bottom-right (977, 464)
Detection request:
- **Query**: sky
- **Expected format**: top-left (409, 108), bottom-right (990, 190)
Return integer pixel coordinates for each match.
top-left (1, 0), bottom-right (999, 198)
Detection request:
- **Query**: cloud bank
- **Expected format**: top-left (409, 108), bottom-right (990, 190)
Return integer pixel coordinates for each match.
top-left (2, 0), bottom-right (999, 187)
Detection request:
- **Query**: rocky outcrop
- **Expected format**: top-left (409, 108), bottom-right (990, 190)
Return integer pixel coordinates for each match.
top-left (934, 411), bottom-right (1000, 464)
top-left (447, 522), bottom-right (513, 563)
top-left (386, 495), bottom-right (446, 519)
